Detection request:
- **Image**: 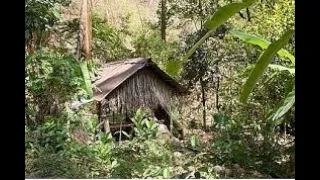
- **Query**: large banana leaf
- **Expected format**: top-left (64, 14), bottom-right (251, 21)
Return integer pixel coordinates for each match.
top-left (271, 86), bottom-right (295, 121)
top-left (240, 30), bottom-right (294, 103)
top-left (167, 0), bottom-right (256, 76)
top-left (230, 30), bottom-right (295, 65)
top-left (185, 0), bottom-right (255, 61)
top-left (166, 60), bottom-right (182, 77)
top-left (80, 61), bottom-right (93, 97)
top-left (244, 64), bottom-right (295, 75)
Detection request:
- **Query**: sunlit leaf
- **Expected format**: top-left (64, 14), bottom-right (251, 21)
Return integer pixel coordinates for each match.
top-left (268, 64), bottom-right (295, 74)
top-left (230, 30), bottom-right (295, 65)
top-left (240, 30), bottom-right (294, 103)
top-left (166, 60), bottom-right (181, 76)
top-left (121, 131), bottom-right (131, 138)
top-left (272, 87), bottom-right (295, 121)
top-left (79, 61), bottom-right (93, 97)
top-left (190, 135), bottom-right (200, 148)
top-left (163, 168), bottom-right (170, 178)
top-left (204, 0), bottom-right (256, 30)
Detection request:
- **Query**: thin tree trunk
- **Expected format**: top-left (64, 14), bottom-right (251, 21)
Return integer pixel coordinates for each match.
top-left (200, 79), bottom-right (206, 130)
top-left (160, 0), bottom-right (167, 41)
top-left (199, 0), bottom-right (203, 26)
top-left (216, 76), bottom-right (220, 112)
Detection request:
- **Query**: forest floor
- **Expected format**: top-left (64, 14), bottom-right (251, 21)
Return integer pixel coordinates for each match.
top-left (25, 127), bottom-right (272, 179)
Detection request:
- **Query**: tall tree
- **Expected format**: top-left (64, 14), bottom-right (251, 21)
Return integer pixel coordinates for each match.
top-left (76, 0), bottom-right (93, 60)
top-left (76, 0), bottom-right (94, 97)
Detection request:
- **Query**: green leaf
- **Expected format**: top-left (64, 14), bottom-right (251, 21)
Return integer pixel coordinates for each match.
top-left (213, 113), bottom-right (230, 126)
top-left (25, 55), bottom-right (33, 66)
top-left (272, 88), bottom-right (295, 121)
top-left (111, 160), bottom-right (118, 168)
top-left (79, 61), bottom-right (93, 97)
top-left (268, 64), bottom-right (295, 74)
top-left (121, 131), bottom-right (131, 138)
top-left (240, 30), bottom-right (294, 103)
top-left (278, 50), bottom-right (295, 65)
top-left (245, 64), bottom-right (295, 76)
top-left (145, 120), bottom-right (151, 128)
top-left (230, 30), bottom-right (270, 48)
top-left (166, 60), bottom-right (181, 76)
top-left (183, 0), bottom-right (256, 62)
top-left (230, 30), bottom-right (295, 65)
top-left (190, 135), bottom-right (200, 149)
top-left (163, 168), bottom-right (170, 178)
top-left (204, 0), bottom-right (256, 29)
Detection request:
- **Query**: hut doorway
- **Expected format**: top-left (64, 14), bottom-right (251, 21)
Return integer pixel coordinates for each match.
top-left (153, 104), bottom-right (171, 130)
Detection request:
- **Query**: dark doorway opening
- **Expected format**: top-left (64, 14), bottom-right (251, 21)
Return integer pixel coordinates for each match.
top-left (153, 104), bottom-right (171, 130)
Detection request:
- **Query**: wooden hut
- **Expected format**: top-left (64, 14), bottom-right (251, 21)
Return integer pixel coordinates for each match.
top-left (93, 58), bottom-right (187, 136)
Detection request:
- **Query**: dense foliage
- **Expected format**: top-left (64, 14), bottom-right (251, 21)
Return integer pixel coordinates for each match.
top-left (25, 0), bottom-right (295, 178)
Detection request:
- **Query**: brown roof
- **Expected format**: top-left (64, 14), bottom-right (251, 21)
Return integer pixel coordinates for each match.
top-left (93, 58), bottom-right (187, 101)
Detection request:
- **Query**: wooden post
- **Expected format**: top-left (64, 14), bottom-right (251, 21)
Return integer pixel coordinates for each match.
top-left (119, 119), bottom-right (123, 145)
top-left (165, 105), bottom-right (173, 132)
top-left (104, 118), bottom-right (111, 134)
top-left (96, 101), bottom-right (102, 125)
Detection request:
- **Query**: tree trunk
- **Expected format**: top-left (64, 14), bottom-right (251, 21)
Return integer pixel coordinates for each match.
top-left (200, 79), bottom-right (206, 130)
top-left (199, 0), bottom-right (203, 25)
top-left (76, 0), bottom-right (93, 60)
top-left (160, 0), bottom-right (167, 41)
top-left (216, 76), bottom-right (220, 112)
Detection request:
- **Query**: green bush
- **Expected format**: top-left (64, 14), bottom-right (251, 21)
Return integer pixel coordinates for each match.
top-left (111, 138), bottom-right (174, 178)
top-left (211, 110), bottom-right (294, 178)
top-left (30, 148), bottom-right (88, 178)
top-left (25, 49), bottom-right (87, 125)
top-left (131, 108), bottom-right (159, 140)
top-left (25, 107), bottom-right (116, 178)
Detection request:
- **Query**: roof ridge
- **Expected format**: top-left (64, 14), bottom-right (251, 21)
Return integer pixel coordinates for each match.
top-left (103, 57), bottom-right (147, 66)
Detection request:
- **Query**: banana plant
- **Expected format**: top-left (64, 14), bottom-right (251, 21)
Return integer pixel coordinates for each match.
top-left (231, 30), bottom-right (295, 77)
top-left (166, 0), bottom-right (257, 76)
top-left (231, 30), bottom-right (295, 121)
top-left (230, 30), bottom-right (295, 65)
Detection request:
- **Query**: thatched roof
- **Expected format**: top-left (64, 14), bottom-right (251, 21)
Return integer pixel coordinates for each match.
top-left (93, 58), bottom-right (187, 101)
